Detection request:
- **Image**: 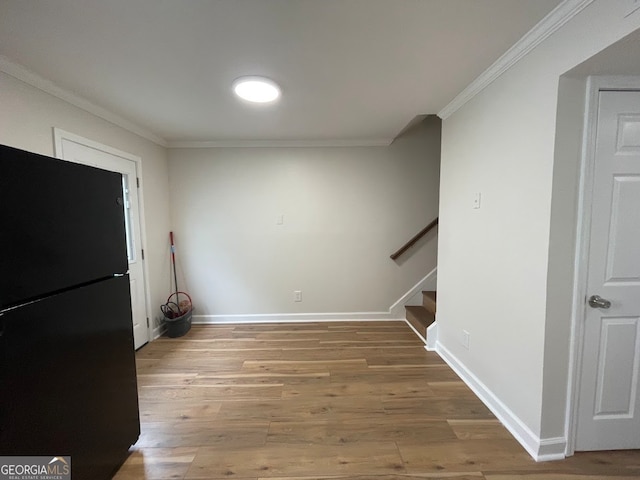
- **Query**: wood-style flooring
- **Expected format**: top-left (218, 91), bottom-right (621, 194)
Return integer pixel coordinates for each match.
top-left (114, 322), bottom-right (640, 479)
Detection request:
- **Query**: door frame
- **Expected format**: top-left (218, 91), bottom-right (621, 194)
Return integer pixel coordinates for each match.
top-left (52, 128), bottom-right (152, 346)
top-left (566, 76), bottom-right (640, 456)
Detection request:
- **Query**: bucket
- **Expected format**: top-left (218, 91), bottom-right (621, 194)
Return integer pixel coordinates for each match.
top-left (165, 308), bottom-right (192, 338)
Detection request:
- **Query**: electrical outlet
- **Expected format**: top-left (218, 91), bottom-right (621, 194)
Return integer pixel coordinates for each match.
top-left (294, 290), bottom-right (302, 302)
top-left (462, 330), bottom-right (470, 350)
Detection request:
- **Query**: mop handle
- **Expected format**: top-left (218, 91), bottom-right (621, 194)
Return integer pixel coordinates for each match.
top-left (170, 231), bottom-right (179, 295)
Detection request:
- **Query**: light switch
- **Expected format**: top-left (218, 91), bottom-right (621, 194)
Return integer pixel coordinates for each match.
top-left (277, 214), bottom-right (284, 225)
top-left (473, 192), bottom-right (481, 209)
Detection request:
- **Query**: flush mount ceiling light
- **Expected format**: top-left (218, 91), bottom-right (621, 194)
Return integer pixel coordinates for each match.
top-left (232, 76), bottom-right (281, 103)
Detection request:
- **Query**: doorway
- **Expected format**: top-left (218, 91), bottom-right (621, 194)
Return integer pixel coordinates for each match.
top-left (53, 128), bottom-right (150, 349)
top-left (571, 81), bottom-right (640, 452)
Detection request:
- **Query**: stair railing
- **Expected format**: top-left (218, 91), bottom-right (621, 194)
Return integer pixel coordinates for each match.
top-left (390, 217), bottom-right (439, 260)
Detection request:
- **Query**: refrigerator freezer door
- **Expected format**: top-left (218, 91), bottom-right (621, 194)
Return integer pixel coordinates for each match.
top-left (0, 275), bottom-right (140, 480)
top-left (0, 144), bottom-right (128, 309)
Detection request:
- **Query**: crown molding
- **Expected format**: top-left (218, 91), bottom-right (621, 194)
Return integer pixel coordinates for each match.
top-left (167, 138), bottom-right (393, 148)
top-left (438, 0), bottom-right (596, 120)
top-left (0, 55), bottom-right (168, 147)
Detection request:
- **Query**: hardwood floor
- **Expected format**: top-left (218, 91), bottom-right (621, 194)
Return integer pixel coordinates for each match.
top-left (114, 322), bottom-right (640, 479)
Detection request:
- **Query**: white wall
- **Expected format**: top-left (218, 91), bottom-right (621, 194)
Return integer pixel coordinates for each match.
top-left (437, 0), bottom-right (640, 456)
top-left (0, 71), bottom-right (171, 332)
top-left (168, 117), bottom-right (440, 319)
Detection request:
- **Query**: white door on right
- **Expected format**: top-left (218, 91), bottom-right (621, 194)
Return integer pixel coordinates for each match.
top-left (576, 90), bottom-right (640, 451)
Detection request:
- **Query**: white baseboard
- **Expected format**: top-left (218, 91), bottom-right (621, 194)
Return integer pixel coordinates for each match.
top-left (425, 322), bottom-right (438, 351)
top-left (194, 269), bottom-right (437, 325)
top-left (152, 324), bottom-right (166, 340)
top-left (537, 437), bottom-right (568, 461)
top-left (193, 312), bottom-right (403, 324)
top-left (435, 341), bottom-right (567, 462)
top-left (403, 319), bottom-right (426, 343)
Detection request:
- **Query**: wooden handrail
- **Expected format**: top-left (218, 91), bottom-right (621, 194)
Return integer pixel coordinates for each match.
top-left (390, 217), bottom-right (439, 260)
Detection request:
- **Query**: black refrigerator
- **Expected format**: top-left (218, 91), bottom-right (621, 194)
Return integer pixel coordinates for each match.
top-left (0, 144), bottom-right (140, 479)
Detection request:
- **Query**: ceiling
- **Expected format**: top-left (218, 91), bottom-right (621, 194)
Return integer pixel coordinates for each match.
top-left (0, 0), bottom-right (562, 146)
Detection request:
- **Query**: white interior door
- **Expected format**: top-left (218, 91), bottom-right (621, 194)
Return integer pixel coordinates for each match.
top-left (576, 90), bottom-right (640, 450)
top-left (54, 131), bottom-right (149, 350)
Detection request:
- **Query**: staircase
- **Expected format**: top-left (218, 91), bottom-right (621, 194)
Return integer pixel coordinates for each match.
top-left (405, 290), bottom-right (436, 343)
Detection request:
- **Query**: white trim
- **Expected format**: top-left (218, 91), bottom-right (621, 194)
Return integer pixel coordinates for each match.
top-left (425, 321), bottom-right (438, 351)
top-left (131, 146), bottom-right (153, 346)
top-left (152, 324), bottom-right (166, 341)
top-left (54, 128), bottom-right (143, 164)
top-left (565, 75), bottom-right (599, 457)
top-left (0, 55), bottom-right (167, 147)
top-left (538, 437), bottom-right (569, 461)
top-left (404, 319), bottom-right (427, 344)
top-left (438, 0), bottom-right (595, 120)
top-left (193, 315), bottom-right (405, 325)
top-left (565, 76), bottom-right (640, 456)
top-left (436, 341), bottom-right (567, 461)
top-left (53, 128), bottom-right (153, 348)
top-left (389, 267), bottom-right (438, 317)
top-left (167, 138), bottom-right (393, 149)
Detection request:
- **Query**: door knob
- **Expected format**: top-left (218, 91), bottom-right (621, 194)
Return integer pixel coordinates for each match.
top-left (588, 295), bottom-right (611, 309)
